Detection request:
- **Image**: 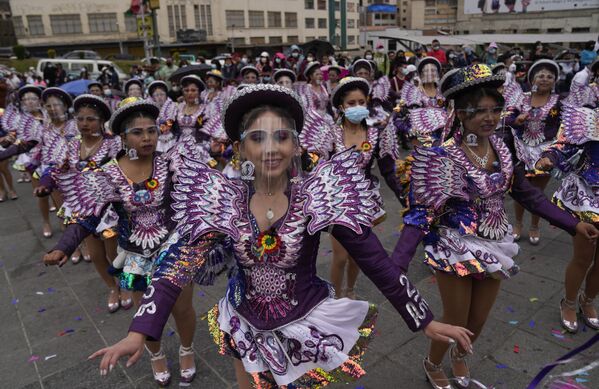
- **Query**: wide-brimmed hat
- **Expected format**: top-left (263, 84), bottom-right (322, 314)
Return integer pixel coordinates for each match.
top-left (240, 65), bottom-right (260, 78)
top-left (180, 74), bottom-right (206, 91)
top-left (73, 94), bottom-right (112, 121)
top-left (527, 59), bottom-right (560, 84)
top-left (109, 98), bottom-right (160, 135)
top-left (491, 62), bottom-right (506, 75)
top-left (87, 81), bottom-right (102, 90)
top-left (351, 59), bottom-right (372, 75)
top-left (304, 61), bottom-right (321, 78)
top-left (222, 84), bottom-right (304, 142)
top-left (440, 64), bottom-right (505, 100)
top-left (41, 87), bottom-right (73, 107)
top-left (417, 56), bottom-right (442, 75)
top-left (273, 69), bottom-right (296, 83)
top-left (331, 76), bottom-right (371, 108)
top-left (18, 84), bottom-right (42, 100)
top-left (205, 69), bottom-right (224, 82)
top-left (124, 78), bottom-right (143, 93)
top-left (147, 80), bottom-right (168, 96)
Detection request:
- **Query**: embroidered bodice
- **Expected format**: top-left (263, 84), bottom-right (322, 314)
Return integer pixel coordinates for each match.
top-left (508, 93), bottom-right (561, 146)
top-left (64, 135), bottom-right (121, 171)
top-left (38, 119), bottom-right (78, 167)
top-left (400, 82), bottom-right (445, 109)
top-left (176, 102), bottom-right (204, 136)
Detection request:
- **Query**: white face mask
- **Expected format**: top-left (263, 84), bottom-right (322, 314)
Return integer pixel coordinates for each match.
top-left (307, 56), bottom-right (314, 62)
top-left (292, 52), bottom-right (299, 58)
top-left (365, 54), bottom-right (373, 60)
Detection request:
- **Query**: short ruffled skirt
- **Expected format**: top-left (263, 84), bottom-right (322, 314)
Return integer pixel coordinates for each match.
top-left (425, 226), bottom-right (520, 279)
top-left (513, 136), bottom-right (552, 177)
top-left (208, 296), bottom-right (378, 388)
top-left (13, 152), bottom-right (31, 172)
top-left (553, 173), bottom-right (599, 224)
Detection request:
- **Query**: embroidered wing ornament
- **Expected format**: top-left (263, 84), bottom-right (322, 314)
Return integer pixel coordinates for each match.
top-left (560, 106), bottom-right (599, 145)
top-left (298, 108), bottom-right (333, 159)
top-left (56, 167), bottom-right (121, 217)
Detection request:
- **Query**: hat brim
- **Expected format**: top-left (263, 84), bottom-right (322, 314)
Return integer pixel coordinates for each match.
top-left (527, 60), bottom-right (560, 84)
top-left (273, 69), bottom-right (296, 83)
top-left (41, 87), bottom-right (73, 107)
top-left (109, 101), bottom-right (160, 135)
top-left (18, 85), bottom-right (41, 99)
top-left (442, 75), bottom-right (505, 100)
top-left (180, 75), bottom-right (206, 92)
top-left (331, 78), bottom-right (370, 108)
top-left (73, 94), bottom-right (112, 121)
top-left (148, 81), bottom-right (168, 96)
top-left (417, 57), bottom-right (442, 74)
top-left (223, 85), bottom-right (304, 142)
top-left (124, 79), bottom-right (143, 92)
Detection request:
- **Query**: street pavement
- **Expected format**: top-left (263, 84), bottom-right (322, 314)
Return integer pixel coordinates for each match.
top-left (1, 160), bottom-right (599, 389)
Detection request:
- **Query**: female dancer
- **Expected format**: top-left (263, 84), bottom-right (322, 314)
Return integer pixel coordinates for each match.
top-left (43, 99), bottom-right (217, 385)
top-left (34, 95), bottom-right (125, 310)
top-left (396, 64), bottom-right (598, 389)
top-left (124, 79), bottom-right (144, 99)
top-left (565, 59), bottom-right (599, 108)
top-left (147, 80), bottom-right (177, 153)
top-left (326, 77), bottom-right (402, 299)
top-left (295, 62), bottom-right (331, 121)
top-left (505, 59), bottom-right (562, 245)
top-left (90, 83), bottom-right (473, 388)
top-left (536, 105), bottom-right (599, 332)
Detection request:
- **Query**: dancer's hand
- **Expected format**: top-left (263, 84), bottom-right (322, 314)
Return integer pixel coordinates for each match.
top-left (43, 250), bottom-right (67, 267)
top-left (88, 332), bottom-right (145, 376)
top-left (423, 320), bottom-right (474, 354)
top-left (575, 222), bottom-right (599, 243)
top-left (535, 157), bottom-right (553, 171)
top-left (514, 112), bottom-right (529, 125)
top-left (33, 185), bottom-right (50, 197)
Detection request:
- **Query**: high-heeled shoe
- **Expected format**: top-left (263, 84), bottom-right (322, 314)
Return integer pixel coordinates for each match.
top-left (179, 344), bottom-right (197, 383)
top-left (423, 357), bottom-right (451, 389)
top-left (529, 226), bottom-right (540, 245)
top-left (70, 252), bottom-right (81, 264)
top-left (512, 222), bottom-right (522, 242)
top-left (42, 224), bottom-right (53, 239)
top-left (9, 190), bottom-right (18, 200)
top-left (146, 346), bottom-right (171, 386)
top-left (107, 289), bottom-right (120, 313)
top-left (450, 344), bottom-right (471, 389)
top-left (579, 292), bottom-right (599, 330)
top-left (119, 291), bottom-right (133, 310)
top-left (560, 297), bottom-right (578, 333)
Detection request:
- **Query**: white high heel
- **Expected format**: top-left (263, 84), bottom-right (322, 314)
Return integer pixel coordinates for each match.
top-left (179, 344), bottom-right (196, 383)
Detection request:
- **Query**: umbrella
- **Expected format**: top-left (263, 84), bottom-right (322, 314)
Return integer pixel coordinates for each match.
top-left (60, 79), bottom-right (92, 96)
top-left (168, 64), bottom-right (212, 83)
top-left (300, 40), bottom-right (335, 59)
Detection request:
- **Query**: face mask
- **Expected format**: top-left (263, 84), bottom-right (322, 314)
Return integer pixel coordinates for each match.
top-left (103, 89), bottom-right (112, 97)
top-left (292, 52), bottom-right (299, 58)
top-left (172, 86), bottom-right (180, 92)
top-left (262, 77), bottom-right (271, 83)
top-left (433, 45), bottom-right (440, 50)
top-left (307, 56), bottom-right (314, 62)
top-left (509, 63), bottom-right (517, 72)
top-left (365, 54), bottom-right (373, 60)
top-left (401, 68), bottom-right (409, 75)
top-left (377, 48), bottom-right (384, 53)
top-left (489, 48), bottom-right (496, 54)
top-left (241, 58), bottom-right (248, 64)
top-left (275, 58), bottom-right (281, 63)
top-left (344, 106), bottom-right (369, 124)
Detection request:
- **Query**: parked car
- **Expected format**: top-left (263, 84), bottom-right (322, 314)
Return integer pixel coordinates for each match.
top-left (62, 50), bottom-right (101, 60)
top-left (36, 58), bottom-right (128, 82)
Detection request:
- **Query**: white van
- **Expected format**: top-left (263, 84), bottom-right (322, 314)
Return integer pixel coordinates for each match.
top-left (36, 58), bottom-right (129, 83)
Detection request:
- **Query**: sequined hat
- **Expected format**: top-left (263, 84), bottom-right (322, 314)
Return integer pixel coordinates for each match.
top-left (180, 74), bottom-right (206, 91)
top-left (41, 87), bottom-right (73, 107)
top-left (124, 78), bottom-right (143, 94)
top-left (73, 94), bottom-right (112, 121)
top-left (206, 69), bottom-right (224, 81)
top-left (147, 80), bottom-right (168, 96)
top-left (17, 84), bottom-right (42, 100)
top-left (240, 65), bottom-right (259, 78)
top-left (440, 64), bottom-right (505, 99)
top-left (527, 59), bottom-right (560, 84)
top-left (417, 56), bottom-right (442, 75)
top-left (109, 98), bottom-right (159, 135)
top-left (222, 84), bottom-right (305, 142)
top-left (303, 61), bottom-right (321, 78)
top-left (351, 59), bottom-right (373, 75)
top-left (273, 68), bottom-right (296, 83)
top-left (330, 76), bottom-right (371, 108)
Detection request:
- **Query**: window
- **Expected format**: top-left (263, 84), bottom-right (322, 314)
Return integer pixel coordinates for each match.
top-left (348, 2), bottom-right (355, 12)
top-left (231, 37), bottom-right (245, 46)
top-left (270, 36), bottom-right (282, 44)
top-left (335, 1), bottom-right (340, 11)
top-left (288, 35), bottom-right (299, 43)
top-left (12, 16), bottom-right (24, 37)
top-left (26, 15), bottom-right (44, 36)
top-left (285, 12), bottom-right (297, 28)
top-left (88, 13), bottom-right (118, 33)
top-left (168, 5), bottom-right (187, 37)
top-left (318, 18), bottom-right (326, 29)
top-left (306, 36), bottom-right (315, 41)
top-left (318, 36), bottom-right (327, 41)
top-left (525, 28), bottom-right (539, 33)
top-left (425, 0), bottom-right (435, 5)
top-left (572, 27), bottom-right (590, 33)
top-left (305, 0), bottom-right (314, 9)
top-left (250, 36), bottom-right (265, 44)
top-left (268, 12), bottom-right (281, 28)
top-left (348, 19), bottom-right (355, 28)
top-left (125, 14), bottom-right (137, 32)
top-left (194, 4), bottom-right (213, 35)
top-left (547, 28), bottom-right (562, 33)
top-left (348, 35), bottom-right (356, 45)
top-left (317, 0), bottom-right (326, 10)
top-left (50, 14), bottom-right (82, 35)
top-left (425, 9), bottom-right (436, 15)
top-left (249, 11), bottom-right (265, 28)
top-left (167, 5), bottom-right (175, 36)
top-left (305, 18), bottom-right (315, 28)
top-left (226, 10), bottom-right (245, 28)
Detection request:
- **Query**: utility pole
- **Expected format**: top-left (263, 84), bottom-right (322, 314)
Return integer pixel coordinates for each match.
top-left (328, 0), bottom-right (335, 46)
top-left (340, 0), bottom-right (347, 50)
top-left (151, 7), bottom-right (161, 57)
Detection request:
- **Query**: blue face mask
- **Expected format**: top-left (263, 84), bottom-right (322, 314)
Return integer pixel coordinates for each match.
top-left (344, 106), bottom-right (369, 124)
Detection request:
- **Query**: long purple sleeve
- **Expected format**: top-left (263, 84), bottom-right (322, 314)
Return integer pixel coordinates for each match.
top-left (377, 154), bottom-right (403, 201)
top-left (0, 141), bottom-right (37, 161)
top-left (509, 163), bottom-right (578, 235)
top-left (332, 225), bottom-right (433, 332)
top-left (391, 225), bottom-right (426, 273)
top-left (38, 171), bottom-right (57, 193)
top-left (52, 223), bottom-right (92, 257)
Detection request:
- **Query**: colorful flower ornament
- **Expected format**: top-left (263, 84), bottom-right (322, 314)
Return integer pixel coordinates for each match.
top-left (253, 228), bottom-right (282, 260)
top-left (145, 178), bottom-right (159, 191)
top-left (361, 141), bottom-right (372, 153)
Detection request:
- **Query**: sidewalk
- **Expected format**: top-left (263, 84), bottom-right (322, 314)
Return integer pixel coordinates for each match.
top-left (1, 169), bottom-right (598, 388)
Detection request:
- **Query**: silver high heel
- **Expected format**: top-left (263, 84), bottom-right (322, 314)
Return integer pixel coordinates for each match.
top-left (512, 222), bottom-right (522, 242)
top-left (450, 344), bottom-right (471, 389)
top-left (423, 357), bottom-right (451, 389)
top-left (145, 346), bottom-right (171, 386)
top-left (579, 292), bottom-right (599, 330)
top-left (528, 226), bottom-right (540, 245)
top-left (560, 297), bottom-right (579, 333)
top-left (179, 344), bottom-right (197, 383)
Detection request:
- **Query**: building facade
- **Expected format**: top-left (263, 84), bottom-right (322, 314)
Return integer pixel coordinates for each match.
top-left (397, 0), bottom-right (458, 33)
top-left (10, 0), bottom-right (362, 55)
top-left (0, 0), bottom-right (16, 47)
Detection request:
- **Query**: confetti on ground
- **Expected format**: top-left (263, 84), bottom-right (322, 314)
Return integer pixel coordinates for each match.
top-left (513, 345), bottom-right (520, 353)
top-left (11, 298), bottom-right (18, 305)
top-left (74, 316), bottom-right (82, 321)
top-left (530, 297), bottom-right (539, 303)
top-left (509, 320), bottom-right (518, 325)
top-left (58, 329), bottom-right (75, 336)
top-left (44, 354), bottom-right (57, 361)
top-left (506, 306), bottom-right (515, 313)
top-left (47, 287), bottom-right (55, 293)
top-left (496, 364), bottom-right (507, 369)
top-left (167, 330), bottom-right (175, 336)
top-left (197, 291), bottom-right (205, 297)
top-left (28, 355), bottom-right (39, 363)
top-left (576, 378), bottom-right (589, 383)
top-left (36, 291), bottom-right (44, 295)
top-left (552, 333), bottom-right (565, 339)
top-left (529, 320), bottom-right (535, 328)
top-left (37, 308), bottom-right (46, 313)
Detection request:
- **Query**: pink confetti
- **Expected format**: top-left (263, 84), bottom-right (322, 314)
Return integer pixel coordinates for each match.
top-left (28, 355), bottom-right (39, 363)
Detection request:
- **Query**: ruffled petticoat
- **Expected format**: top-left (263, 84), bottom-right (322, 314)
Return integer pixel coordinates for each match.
top-left (157, 132), bottom-right (176, 154)
top-left (425, 226), bottom-right (520, 280)
top-left (208, 295), bottom-right (378, 388)
top-left (553, 173), bottom-right (599, 224)
top-left (13, 152), bottom-right (31, 172)
top-left (512, 136), bottom-right (552, 177)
